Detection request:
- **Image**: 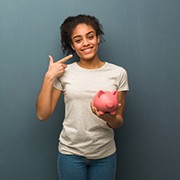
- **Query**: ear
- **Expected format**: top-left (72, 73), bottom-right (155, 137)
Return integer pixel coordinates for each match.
top-left (71, 43), bottom-right (75, 50)
top-left (97, 35), bottom-right (101, 44)
top-left (97, 35), bottom-right (100, 44)
top-left (97, 90), bottom-right (104, 97)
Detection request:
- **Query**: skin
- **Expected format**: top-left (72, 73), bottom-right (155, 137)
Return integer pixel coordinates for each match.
top-left (36, 23), bottom-right (126, 129)
top-left (71, 23), bottom-right (104, 69)
top-left (36, 55), bottom-right (72, 120)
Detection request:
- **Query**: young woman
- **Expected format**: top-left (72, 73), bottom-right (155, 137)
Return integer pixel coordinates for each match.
top-left (36, 14), bottom-right (129, 180)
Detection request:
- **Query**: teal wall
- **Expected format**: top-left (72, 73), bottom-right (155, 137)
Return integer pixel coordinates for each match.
top-left (1, 0), bottom-right (180, 179)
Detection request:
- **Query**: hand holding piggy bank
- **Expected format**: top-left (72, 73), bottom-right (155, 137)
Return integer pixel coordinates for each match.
top-left (92, 90), bottom-right (119, 115)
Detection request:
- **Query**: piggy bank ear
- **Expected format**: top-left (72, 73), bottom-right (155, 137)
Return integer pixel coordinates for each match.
top-left (97, 90), bottom-right (105, 97)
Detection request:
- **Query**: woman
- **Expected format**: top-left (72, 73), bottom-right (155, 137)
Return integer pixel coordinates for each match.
top-left (36, 14), bottom-right (129, 180)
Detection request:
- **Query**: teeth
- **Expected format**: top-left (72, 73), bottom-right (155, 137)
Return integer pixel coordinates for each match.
top-left (83, 48), bottom-right (91, 50)
top-left (83, 48), bottom-right (92, 53)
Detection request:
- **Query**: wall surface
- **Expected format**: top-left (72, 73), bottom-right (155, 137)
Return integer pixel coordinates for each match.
top-left (1, 0), bottom-right (180, 179)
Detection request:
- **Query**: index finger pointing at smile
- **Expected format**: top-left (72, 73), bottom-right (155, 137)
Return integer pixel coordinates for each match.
top-left (59, 54), bottom-right (73, 63)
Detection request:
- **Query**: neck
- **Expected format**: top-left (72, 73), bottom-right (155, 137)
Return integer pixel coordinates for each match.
top-left (78, 56), bottom-right (105, 69)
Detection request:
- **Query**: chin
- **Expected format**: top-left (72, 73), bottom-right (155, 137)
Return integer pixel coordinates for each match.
top-left (81, 54), bottom-right (96, 61)
top-left (79, 51), bottom-right (98, 60)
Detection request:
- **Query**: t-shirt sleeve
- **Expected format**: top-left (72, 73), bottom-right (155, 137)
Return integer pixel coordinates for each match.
top-left (118, 68), bottom-right (129, 91)
top-left (53, 78), bottom-right (63, 91)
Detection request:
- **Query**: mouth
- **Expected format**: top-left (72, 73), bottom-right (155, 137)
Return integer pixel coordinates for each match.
top-left (81, 47), bottom-right (93, 54)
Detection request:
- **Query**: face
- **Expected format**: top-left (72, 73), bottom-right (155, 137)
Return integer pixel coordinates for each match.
top-left (71, 23), bottom-right (100, 61)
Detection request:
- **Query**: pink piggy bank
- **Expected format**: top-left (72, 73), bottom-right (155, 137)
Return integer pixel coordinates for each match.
top-left (92, 90), bottom-right (119, 115)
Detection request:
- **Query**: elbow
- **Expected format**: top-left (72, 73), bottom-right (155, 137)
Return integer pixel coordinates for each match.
top-left (37, 115), bottom-right (46, 121)
top-left (36, 111), bottom-right (49, 121)
top-left (36, 104), bottom-right (51, 121)
top-left (36, 114), bottom-right (46, 121)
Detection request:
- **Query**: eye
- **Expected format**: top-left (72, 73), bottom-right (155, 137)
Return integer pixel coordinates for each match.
top-left (88, 35), bottom-right (94, 40)
top-left (74, 39), bottom-right (81, 43)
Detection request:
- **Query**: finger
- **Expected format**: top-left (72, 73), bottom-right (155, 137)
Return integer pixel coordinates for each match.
top-left (90, 102), bottom-right (94, 111)
top-left (59, 54), bottom-right (73, 63)
top-left (62, 64), bottom-right (67, 68)
top-left (48, 55), bottom-right (54, 65)
top-left (91, 104), bottom-right (100, 116)
top-left (90, 102), bottom-right (96, 113)
top-left (95, 110), bottom-right (100, 116)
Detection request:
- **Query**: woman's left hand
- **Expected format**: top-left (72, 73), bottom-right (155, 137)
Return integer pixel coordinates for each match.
top-left (90, 91), bottom-right (126, 129)
top-left (90, 102), bottom-right (121, 122)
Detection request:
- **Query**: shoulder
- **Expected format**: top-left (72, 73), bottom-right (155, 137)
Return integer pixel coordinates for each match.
top-left (105, 62), bottom-right (128, 73)
top-left (66, 62), bottom-right (77, 69)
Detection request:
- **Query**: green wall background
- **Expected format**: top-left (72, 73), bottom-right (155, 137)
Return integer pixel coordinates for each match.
top-left (1, 0), bottom-right (180, 179)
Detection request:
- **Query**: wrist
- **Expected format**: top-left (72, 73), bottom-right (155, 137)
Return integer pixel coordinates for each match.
top-left (45, 72), bottom-right (56, 82)
top-left (107, 122), bottom-right (113, 128)
top-left (106, 114), bottom-right (124, 129)
top-left (42, 73), bottom-right (56, 88)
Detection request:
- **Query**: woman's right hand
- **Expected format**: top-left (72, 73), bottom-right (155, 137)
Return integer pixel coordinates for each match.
top-left (46, 54), bottom-right (73, 80)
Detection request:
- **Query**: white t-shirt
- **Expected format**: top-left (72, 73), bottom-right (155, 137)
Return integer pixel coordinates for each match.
top-left (53, 62), bottom-right (129, 159)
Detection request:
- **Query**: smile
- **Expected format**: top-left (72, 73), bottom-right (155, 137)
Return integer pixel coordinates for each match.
top-left (82, 47), bottom-right (93, 53)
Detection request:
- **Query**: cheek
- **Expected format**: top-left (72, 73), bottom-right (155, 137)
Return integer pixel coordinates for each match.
top-left (93, 38), bottom-right (99, 46)
top-left (72, 43), bottom-right (81, 51)
top-left (72, 44), bottom-right (82, 56)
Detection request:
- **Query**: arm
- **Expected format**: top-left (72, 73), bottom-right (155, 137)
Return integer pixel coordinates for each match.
top-left (105, 91), bottom-right (126, 128)
top-left (36, 54), bottom-right (73, 121)
top-left (91, 91), bottom-right (127, 129)
top-left (36, 75), bottom-right (62, 120)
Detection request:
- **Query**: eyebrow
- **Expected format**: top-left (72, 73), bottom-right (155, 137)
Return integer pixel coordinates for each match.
top-left (72, 31), bottom-right (95, 39)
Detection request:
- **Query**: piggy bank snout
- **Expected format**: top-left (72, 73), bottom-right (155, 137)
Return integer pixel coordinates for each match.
top-left (106, 102), bottom-right (114, 108)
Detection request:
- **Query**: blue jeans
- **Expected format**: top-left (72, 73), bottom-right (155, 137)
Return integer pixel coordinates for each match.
top-left (57, 152), bottom-right (117, 180)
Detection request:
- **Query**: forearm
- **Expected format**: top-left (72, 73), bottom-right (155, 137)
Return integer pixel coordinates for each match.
top-left (106, 114), bottom-right (124, 129)
top-left (36, 54), bottom-right (72, 120)
top-left (36, 73), bottom-right (55, 120)
top-left (107, 91), bottom-right (126, 129)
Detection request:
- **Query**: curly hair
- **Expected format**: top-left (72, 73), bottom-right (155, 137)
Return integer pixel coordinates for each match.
top-left (60, 14), bottom-right (104, 54)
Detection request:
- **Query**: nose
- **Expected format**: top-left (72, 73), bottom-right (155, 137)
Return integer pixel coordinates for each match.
top-left (82, 38), bottom-right (90, 47)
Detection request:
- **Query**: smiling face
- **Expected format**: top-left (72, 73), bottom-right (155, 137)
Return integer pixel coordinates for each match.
top-left (71, 23), bottom-right (100, 61)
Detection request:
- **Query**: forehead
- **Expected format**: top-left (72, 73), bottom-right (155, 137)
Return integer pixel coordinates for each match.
top-left (72, 23), bottom-right (96, 37)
